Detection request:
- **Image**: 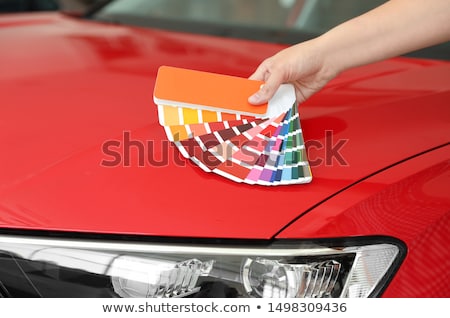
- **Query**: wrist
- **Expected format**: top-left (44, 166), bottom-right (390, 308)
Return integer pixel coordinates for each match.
top-left (310, 36), bottom-right (341, 83)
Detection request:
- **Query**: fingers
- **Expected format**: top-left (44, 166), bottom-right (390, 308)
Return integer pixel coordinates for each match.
top-left (248, 71), bottom-right (283, 105)
top-left (248, 62), bottom-right (268, 81)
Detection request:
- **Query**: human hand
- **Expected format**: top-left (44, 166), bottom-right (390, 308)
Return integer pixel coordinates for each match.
top-left (248, 40), bottom-right (337, 105)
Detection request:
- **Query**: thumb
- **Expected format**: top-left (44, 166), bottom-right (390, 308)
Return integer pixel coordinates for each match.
top-left (248, 73), bottom-right (283, 105)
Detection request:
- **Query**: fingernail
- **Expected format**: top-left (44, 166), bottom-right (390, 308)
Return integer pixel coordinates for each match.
top-left (248, 93), bottom-right (261, 104)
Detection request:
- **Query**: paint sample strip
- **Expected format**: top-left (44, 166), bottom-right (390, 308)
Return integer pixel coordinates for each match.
top-left (255, 105), bottom-right (311, 185)
top-left (231, 112), bottom-right (288, 166)
top-left (211, 113), bottom-right (286, 168)
top-left (176, 118), bottom-right (268, 159)
top-left (153, 66), bottom-right (270, 117)
top-left (181, 116), bottom-right (280, 172)
top-left (266, 104), bottom-right (303, 180)
top-left (245, 108), bottom-right (295, 184)
top-left (209, 114), bottom-right (289, 183)
top-left (269, 104), bottom-right (311, 184)
top-left (165, 118), bottom-right (264, 142)
top-left (157, 104), bottom-right (227, 126)
top-left (158, 104), bottom-right (259, 127)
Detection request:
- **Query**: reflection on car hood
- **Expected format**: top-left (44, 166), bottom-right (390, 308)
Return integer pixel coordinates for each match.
top-left (0, 13), bottom-right (449, 239)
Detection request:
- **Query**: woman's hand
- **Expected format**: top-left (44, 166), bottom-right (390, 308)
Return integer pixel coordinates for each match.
top-left (248, 40), bottom-right (337, 105)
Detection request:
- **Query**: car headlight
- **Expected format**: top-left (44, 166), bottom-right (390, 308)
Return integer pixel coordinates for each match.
top-left (0, 234), bottom-right (405, 298)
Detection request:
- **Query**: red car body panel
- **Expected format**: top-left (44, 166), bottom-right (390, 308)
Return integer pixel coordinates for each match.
top-left (0, 13), bottom-right (449, 296)
top-left (278, 146), bottom-right (450, 297)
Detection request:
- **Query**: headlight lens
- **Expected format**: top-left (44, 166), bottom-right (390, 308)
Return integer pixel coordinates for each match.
top-left (0, 234), bottom-right (404, 298)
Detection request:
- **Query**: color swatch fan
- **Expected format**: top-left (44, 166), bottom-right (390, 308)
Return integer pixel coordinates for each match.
top-left (153, 66), bottom-right (312, 186)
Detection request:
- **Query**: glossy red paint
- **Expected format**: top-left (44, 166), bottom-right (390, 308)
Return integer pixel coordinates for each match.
top-left (0, 11), bottom-right (449, 252)
top-left (277, 146), bottom-right (450, 297)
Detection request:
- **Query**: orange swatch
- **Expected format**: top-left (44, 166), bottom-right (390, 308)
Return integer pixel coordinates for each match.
top-left (153, 66), bottom-right (268, 117)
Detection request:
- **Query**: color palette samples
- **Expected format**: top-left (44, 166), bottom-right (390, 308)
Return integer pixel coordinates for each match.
top-left (153, 66), bottom-right (312, 186)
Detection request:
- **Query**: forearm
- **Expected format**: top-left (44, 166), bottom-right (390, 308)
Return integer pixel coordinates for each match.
top-left (248, 0), bottom-right (450, 104)
top-left (317, 0), bottom-right (450, 76)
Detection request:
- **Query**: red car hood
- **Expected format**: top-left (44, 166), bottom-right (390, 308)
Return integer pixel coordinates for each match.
top-left (0, 13), bottom-right (449, 239)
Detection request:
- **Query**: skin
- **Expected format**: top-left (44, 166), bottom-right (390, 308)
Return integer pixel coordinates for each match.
top-left (248, 0), bottom-right (450, 105)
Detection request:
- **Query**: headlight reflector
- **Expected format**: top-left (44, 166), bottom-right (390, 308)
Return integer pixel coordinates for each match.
top-left (242, 258), bottom-right (342, 298)
top-left (110, 257), bottom-right (214, 298)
